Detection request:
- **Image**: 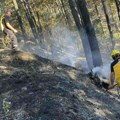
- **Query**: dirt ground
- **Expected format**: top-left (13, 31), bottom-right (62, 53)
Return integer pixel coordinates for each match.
top-left (0, 49), bottom-right (120, 120)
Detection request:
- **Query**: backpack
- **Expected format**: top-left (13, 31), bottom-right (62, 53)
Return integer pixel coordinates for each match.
top-left (0, 15), bottom-right (4, 31)
top-left (113, 61), bottom-right (120, 87)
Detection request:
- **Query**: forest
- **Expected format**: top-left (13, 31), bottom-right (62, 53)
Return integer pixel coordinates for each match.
top-left (1, 1), bottom-right (120, 119)
top-left (0, 0), bottom-right (120, 70)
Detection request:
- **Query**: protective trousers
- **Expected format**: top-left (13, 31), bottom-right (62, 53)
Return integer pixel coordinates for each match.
top-left (3, 28), bottom-right (18, 48)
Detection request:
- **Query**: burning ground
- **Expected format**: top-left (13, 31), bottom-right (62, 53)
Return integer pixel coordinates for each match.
top-left (0, 49), bottom-right (120, 120)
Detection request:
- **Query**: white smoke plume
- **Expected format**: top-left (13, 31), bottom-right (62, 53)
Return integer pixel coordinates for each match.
top-left (19, 26), bottom-right (112, 74)
top-left (92, 64), bottom-right (111, 80)
top-left (19, 26), bottom-right (88, 68)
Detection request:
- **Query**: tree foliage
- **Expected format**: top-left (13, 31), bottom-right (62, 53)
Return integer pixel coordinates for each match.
top-left (0, 0), bottom-right (119, 40)
top-left (0, 0), bottom-right (120, 67)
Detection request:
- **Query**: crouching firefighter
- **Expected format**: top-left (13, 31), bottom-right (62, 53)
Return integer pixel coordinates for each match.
top-left (1, 9), bottom-right (18, 50)
top-left (108, 49), bottom-right (120, 90)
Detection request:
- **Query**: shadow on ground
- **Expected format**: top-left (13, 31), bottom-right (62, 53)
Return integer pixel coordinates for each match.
top-left (0, 49), bottom-right (120, 120)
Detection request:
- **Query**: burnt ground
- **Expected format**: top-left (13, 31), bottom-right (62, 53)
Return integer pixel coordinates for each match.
top-left (0, 49), bottom-right (120, 120)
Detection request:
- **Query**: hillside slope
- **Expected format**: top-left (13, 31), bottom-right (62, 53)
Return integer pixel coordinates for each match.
top-left (0, 49), bottom-right (120, 120)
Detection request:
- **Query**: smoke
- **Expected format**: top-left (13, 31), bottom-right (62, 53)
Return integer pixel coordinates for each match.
top-left (49, 26), bottom-right (82, 66)
top-left (92, 64), bottom-right (111, 80)
top-left (20, 26), bottom-right (112, 73)
top-left (19, 26), bottom-right (89, 70)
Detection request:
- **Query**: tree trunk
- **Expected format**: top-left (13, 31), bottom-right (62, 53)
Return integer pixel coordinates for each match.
top-left (93, 0), bottom-right (105, 36)
top-left (30, 0), bottom-right (44, 43)
top-left (68, 0), bottom-right (94, 70)
top-left (12, 0), bottom-right (27, 39)
top-left (108, 1), bottom-right (119, 32)
top-left (25, 0), bottom-right (39, 38)
top-left (76, 0), bottom-right (103, 67)
top-left (36, 11), bottom-right (43, 40)
top-left (60, 0), bottom-right (71, 26)
top-left (101, 0), bottom-right (115, 50)
top-left (115, 0), bottom-right (120, 20)
top-left (20, 0), bottom-right (39, 44)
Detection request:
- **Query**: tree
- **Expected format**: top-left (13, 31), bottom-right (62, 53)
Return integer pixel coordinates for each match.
top-left (115, 0), bottom-right (120, 20)
top-left (30, 0), bottom-right (43, 41)
top-left (101, 0), bottom-right (115, 49)
top-left (59, 0), bottom-right (71, 26)
top-left (12, 0), bottom-right (27, 39)
top-left (76, 0), bottom-right (103, 67)
top-left (92, 0), bottom-right (105, 37)
top-left (20, 0), bottom-right (39, 44)
top-left (68, 0), bottom-right (94, 69)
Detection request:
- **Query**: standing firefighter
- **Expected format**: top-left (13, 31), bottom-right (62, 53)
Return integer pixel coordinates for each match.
top-left (108, 49), bottom-right (120, 89)
top-left (1, 9), bottom-right (18, 50)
